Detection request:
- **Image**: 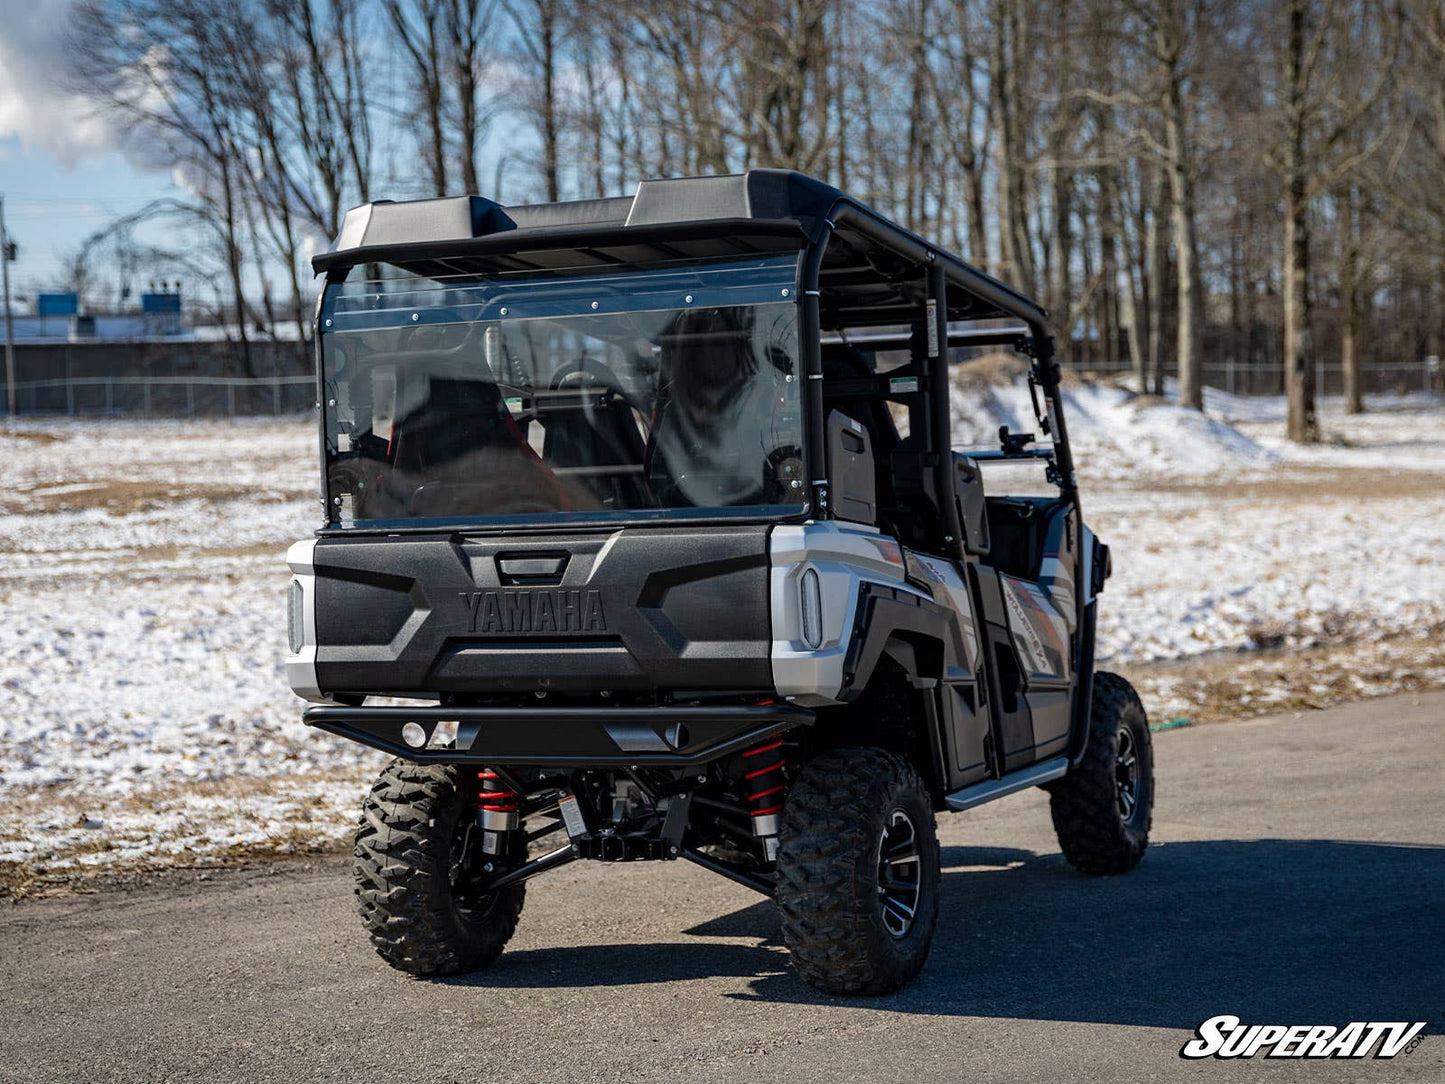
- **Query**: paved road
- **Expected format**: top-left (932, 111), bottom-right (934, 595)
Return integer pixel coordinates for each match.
top-left (3, 693), bottom-right (1443, 1083)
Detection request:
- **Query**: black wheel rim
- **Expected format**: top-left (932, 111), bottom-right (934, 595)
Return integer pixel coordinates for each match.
top-left (877, 809), bottom-right (922, 938)
top-left (1115, 726), bottom-right (1140, 822)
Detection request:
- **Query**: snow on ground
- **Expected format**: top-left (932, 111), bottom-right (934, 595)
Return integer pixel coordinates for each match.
top-left (951, 374), bottom-right (1445, 662)
top-left (1, 388), bottom-right (1442, 886)
top-left (952, 374), bottom-right (1282, 480)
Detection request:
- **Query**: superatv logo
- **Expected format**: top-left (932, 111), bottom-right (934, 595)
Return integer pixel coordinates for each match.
top-left (1180, 1015), bottom-right (1426, 1060)
top-left (460, 589), bottom-right (607, 633)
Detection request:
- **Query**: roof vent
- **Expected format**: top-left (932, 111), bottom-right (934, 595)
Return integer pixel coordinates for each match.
top-left (330, 195), bottom-right (514, 254)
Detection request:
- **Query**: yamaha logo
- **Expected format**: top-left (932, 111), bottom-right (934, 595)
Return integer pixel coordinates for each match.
top-left (460, 589), bottom-right (607, 633)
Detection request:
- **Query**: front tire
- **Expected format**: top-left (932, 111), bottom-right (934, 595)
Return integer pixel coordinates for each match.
top-left (776, 748), bottom-right (941, 995)
top-left (353, 759), bottom-right (525, 976)
top-left (1050, 671), bottom-right (1154, 874)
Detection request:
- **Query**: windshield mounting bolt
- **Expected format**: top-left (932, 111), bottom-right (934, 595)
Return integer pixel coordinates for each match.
top-left (411, 312), bottom-right (419, 321)
top-left (781, 288), bottom-right (790, 297)
top-left (684, 294), bottom-right (693, 304)
top-left (323, 319), bottom-right (332, 327)
top-left (327, 398), bottom-right (336, 407)
top-left (499, 307), bottom-right (508, 316)
top-left (590, 301), bottom-right (599, 310)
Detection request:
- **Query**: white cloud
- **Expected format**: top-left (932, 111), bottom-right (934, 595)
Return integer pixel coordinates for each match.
top-left (0, 0), bottom-right (117, 167)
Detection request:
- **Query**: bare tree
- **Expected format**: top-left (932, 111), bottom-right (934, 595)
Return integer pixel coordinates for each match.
top-left (386, 0), bottom-right (452, 196)
top-left (72, 0), bottom-right (264, 374)
top-left (1267, 0), bottom-right (1399, 441)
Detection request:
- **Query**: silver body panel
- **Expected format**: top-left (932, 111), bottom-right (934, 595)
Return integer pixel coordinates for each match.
top-left (768, 521), bottom-right (928, 706)
top-left (904, 550), bottom-right (980, 672)
top-left (283, 538), bottom-right (329, 703)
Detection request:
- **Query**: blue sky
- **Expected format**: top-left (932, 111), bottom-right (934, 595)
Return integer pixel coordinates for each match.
top-left (0, 0), bottom-right (539, 311)
top-left (1, 141), bottom-right (189, 303)
top-left (0, 0), bottom-right (191, 304)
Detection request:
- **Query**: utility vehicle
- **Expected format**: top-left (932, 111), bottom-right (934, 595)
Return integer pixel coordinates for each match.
top-left (285, 170), bottom-right (1153, 995)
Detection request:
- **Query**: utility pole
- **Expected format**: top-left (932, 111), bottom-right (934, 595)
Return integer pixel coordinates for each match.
top-left (1, 195), bottom-right (15, 419)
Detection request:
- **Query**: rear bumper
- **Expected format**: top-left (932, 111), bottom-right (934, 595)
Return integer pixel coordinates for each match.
top-left (303, 702), bottom-right (813, 766)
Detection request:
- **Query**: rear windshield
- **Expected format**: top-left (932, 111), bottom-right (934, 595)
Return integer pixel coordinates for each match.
top-left (318, 255), bottom-right (804, 529)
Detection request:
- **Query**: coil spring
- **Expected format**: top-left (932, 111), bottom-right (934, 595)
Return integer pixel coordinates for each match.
top-left (742, 739), bottom-right (787, 821)
top-left (477, 770), bottom-right (519, 814)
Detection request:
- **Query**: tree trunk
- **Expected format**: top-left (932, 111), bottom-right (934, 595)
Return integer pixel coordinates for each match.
top-left (454, 0), bottom-right (482, 195)
top-left (1124, 170), bottom-right (1150, 392)
top-left (1163, 66), bottom-right (1202, 409)
top-left (991, 0), bottom-right (1034, 294)
top-left (1099, 173), bottom-right (1121, 373)
top-left (1283, 0), bottom-right (1318, 442)
top-left (540, 1), bottom-right (559, 202)
top-left (219, 154), bottom-right (254, 378)
top-left (1146, 166), bottom-right (1167, 395)
top-left (1340, 185), bottom-right (1363, 414)
top-left (1283, 184), bottom-right (1316, 439)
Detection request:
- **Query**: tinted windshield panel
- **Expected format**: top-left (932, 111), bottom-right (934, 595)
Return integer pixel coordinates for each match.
top-left (319, 256), bottom-right (804, 528)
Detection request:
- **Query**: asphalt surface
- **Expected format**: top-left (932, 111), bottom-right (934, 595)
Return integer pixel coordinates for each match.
top-left (3, 692), bottom-right (1443, 1083)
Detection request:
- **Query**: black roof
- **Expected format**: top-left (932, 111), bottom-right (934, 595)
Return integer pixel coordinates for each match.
top-left (315, 170), bottom-right (1046, 328)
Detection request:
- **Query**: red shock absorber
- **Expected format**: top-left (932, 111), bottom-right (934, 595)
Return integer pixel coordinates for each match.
top-left (742, 739), bottom-right (787, 862)
top-left (477, 770), bottom-right (520, 855)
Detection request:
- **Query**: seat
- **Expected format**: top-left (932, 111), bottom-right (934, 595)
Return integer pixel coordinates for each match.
top-left (542, 359), bottom-right (647, 508)
top-left (645, 307), bottom-right (770, 507)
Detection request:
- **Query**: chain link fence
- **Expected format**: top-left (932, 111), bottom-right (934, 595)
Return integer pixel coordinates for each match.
top-left (1074, 357), bottom-right (1443, 398)
top-left (5, 374), bottom-right (317, 417)
top-left (4, 360), bottom-right (1440, 418)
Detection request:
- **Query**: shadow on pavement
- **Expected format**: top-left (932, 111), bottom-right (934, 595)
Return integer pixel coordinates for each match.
top-left (446, 838), bottom-right (1444, 1031)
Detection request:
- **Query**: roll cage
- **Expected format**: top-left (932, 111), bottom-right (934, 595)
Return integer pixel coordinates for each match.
top-left (312, 169), bottom-right (1079, 562)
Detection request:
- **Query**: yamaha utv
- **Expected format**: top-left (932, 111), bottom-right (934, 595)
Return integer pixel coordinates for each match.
top-left (285, 170), bottom-right (1152, 995)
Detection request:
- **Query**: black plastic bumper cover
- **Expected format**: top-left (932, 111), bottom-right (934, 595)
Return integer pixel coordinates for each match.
top-left (303, 703), bottom-right (814, 767)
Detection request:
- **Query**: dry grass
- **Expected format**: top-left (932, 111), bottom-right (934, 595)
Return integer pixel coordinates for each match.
top-left (1118, 625), bottom-right (1445, 727)
top-left (953, 351), bottom-right (1031, 388)
top-left (1128, 467), bottom-right (1445, 503)
top-left (0, 428), bottom-right (66, 445)
top-left (3, 480), bottom-right (302, 515)
top-left (0, 769), bottom-right (369, 901)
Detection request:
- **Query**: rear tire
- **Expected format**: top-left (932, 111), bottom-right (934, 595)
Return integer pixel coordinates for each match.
top-left (1050, 671), bottom-right (1153, 874)
top-left (353, 759), bottom-right (525, 976)
top-left (776, 748), bottom-right (941, 995)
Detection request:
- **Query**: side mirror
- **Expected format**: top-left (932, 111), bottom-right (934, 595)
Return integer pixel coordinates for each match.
top-left (827, 410), bottom-right (877, 524)
top-left (953, 453), bottom-right (990, 557)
